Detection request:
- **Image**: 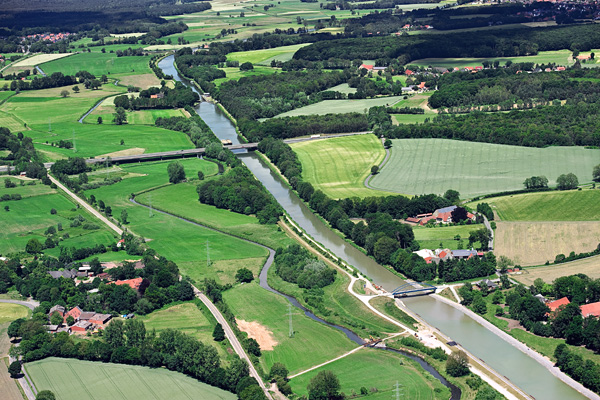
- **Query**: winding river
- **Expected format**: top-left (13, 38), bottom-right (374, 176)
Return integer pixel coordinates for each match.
top-left (159, 55), bottom-right (588, 400)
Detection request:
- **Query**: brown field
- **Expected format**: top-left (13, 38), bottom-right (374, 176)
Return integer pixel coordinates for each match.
top-left (514, 255), bottom-right (600, 286)
top-left (494, 221), bottom-right (600, 266)
top-left (117, 73), bottom-right (161, 89)
top-left (98, 147), bottom-right (145, 158)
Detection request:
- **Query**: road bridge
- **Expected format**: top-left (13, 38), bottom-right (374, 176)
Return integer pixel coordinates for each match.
top-left (391, 282), bottom-right (437, 298)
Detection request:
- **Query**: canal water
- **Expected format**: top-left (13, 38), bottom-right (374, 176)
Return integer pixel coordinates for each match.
top-left (159, 55), bottom-right (587, 400)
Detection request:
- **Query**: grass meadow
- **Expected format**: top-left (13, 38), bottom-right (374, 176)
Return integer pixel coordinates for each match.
top-left (226, 44), bottom-right (310, 65)
top-left (291, 135), bottom-right (395, 199)
top-left (413, 224), bottom-right (484, 250)
top-left (40, 52), bottom-right (154, 78)
top-left (84, 160), bottom-right (269, 283)
top-left (26, 358), bottom-right (236, 400)
top-left (272, 96), bottom-right (403, 118)
top-left (212, 66), bottom-right (276, 86)
top-left (222, 282), bottom-right (356, 375)
top-left (471, 190), bottom-right (600, 221)
top-left (0, 303), bottom-right (30, 324)
top-left (0, 181), bottom-right (117, 255)
top-left (138, 302), bottom-right (231, 360)
top-left (289, 348), bottom-right (450, 400)
top-left (369, 139), bottom-right (600, 197)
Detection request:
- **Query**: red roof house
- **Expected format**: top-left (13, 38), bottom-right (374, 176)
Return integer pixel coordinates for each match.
top-left (580, 302), bottom-right (600, 318)
top-left (359, 64), bottom-right (374, 70)
top-left (405, 69), bottom-right (413, 76)
top-left (547, 297), bottom-right (570, 312)
top-left (112, 277), bottom-right (143, 291)
top-left (65, 306), bottom-right (82, 322)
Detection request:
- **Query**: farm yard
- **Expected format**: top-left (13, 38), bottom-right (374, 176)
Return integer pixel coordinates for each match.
top-left (26, 358), bottom-right (236, 400)
top-left (40, 52), bottom-right (154, 78)
top-left (493, 221), bottom-right (600, 266)
top-left (289, 348), bottom-right (450, 400)
top-left (290, 134), bottom-right (394, 199)
top-left (369, 139), bottom-right (600, 198)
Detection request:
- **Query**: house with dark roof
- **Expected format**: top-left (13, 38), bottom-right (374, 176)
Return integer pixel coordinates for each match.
top-left (477, 279), bottom-right (498, 290)
top-left (49, 305), bottom-right (65, 317)
top-left (48, 269), bottom-right (79, 279)
top-left (89, 313), bottom-right (112, 326)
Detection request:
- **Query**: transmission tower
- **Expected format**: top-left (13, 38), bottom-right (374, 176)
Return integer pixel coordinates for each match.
top-left (287, 303), bottom-right (295, 338)
top-left (392, 381), bottom-right (403, 400)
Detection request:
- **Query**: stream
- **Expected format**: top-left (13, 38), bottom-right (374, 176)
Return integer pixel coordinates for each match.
top-left (158, 55), bottom-right (588, 400)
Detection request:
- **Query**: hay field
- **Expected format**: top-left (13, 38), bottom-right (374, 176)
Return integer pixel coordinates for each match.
top-left (514, 256), bottom-right (600, 286)
top-left (493, 221), bottom-right (600, 266)
top-left (273, 96), bottom-right (403, 118)
top-left (11, 53), bottom-right (72, 67)
top-left (26, 358), bottom-right (236, 400)
top-left (369, 139), bottom-right (599, 198)
top-left (226, 43), bottom-right (310, 65)
top-left (291, 134), bottom-right (395, 198)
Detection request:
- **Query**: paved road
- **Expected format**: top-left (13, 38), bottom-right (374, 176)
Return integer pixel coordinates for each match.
top-left (364, 138), bottom-right (393, 191)
top-left (48, 174), bottom-right (123, 236)
top-left (434, 294), bottom-right (600, 400)
top-left (194, 288), bottom-right (272, 400)
top-left (0, 299), bottom-right (39, 311)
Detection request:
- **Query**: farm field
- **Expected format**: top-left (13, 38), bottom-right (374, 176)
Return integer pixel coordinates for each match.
top-left (226, 43), bottom-right (310, 65)
top-left (12, 53), bottom-right (72, 68)
top-left (212, 66), bottom-right (276, 86)
top-left (290, 134), bottom-right (395, 199)
top-left (0, 303), bottom-right (29, 400)
top-left (272, 96), bottom-right (404, 118)
top-left (0, 302), bottom-right (30, 325)
top-left (40, 52), bottom-right (154, 78)
top-left (514, 255), bottom-right (600, 286)
top-left (26, 358), bottom-right (236, 400)
top-left (88, 106), bottom-right (185, 125)
top-left (222, 282), bottom-right (356, 375)
top-left (138, 302), bottom-right (230, 360)
top-left (409, 49), bottom-right (600, 69)
top-left (369, 139), bottom-right (600, 198)
top-left (135, 182), bottom-right (294, 252)
top-left (413, 224), bottom-right (484, 250)
top-left (289, 348), bottom-right (450, 400)
top-left (0, 182), bottom-right (117, 255)
top-left (493, 221), bottom-right (600, 266)
top-left (471, 190), bottom-right (600, 221)
top-left (84, 160), bottom-right (269, 282)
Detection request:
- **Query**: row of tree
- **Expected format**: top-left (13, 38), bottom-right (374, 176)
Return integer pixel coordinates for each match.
top-left (0, 128), bottom-right (46, 179)
top-left (113, 83), bottom-right (199, 110)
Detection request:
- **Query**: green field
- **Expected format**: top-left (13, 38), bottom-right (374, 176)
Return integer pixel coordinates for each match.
top-left (226, 44), bottom-right (310, 65)
top-left (472, 190), bottom-right (600, 221)
top-left (138, 302), bottom-right (230, 360)
top-left (272, 96), bottom-right (404, 118)
top-left (0, 182), bottom-right (117, 255)
top-left (413, 224), bottom-right (484, 250)
top-left (409, 49), bottom-right (600, 69)
top-left (26, 358), bottom-right (236, 400)
top-left (84, 160), bottom-right (269, 282)
top-left (87, 107), bottom-right (185, 125)
top-left (135, 182), bottom-right (293, 251)
top-left (291, 134), bottom-right (394, 199)
top-left (0, 303), bottom-right (30, 324)
top-left (222, 282), bottom-right (356, 375)
top-left (369, 139), bottom-right (600, 198)
top-left (289, 348), bottom-right (450, 400)
top-left (212, 66), bottom-right (276, 86)
top-left (40, 52), bottom-right (154, 78)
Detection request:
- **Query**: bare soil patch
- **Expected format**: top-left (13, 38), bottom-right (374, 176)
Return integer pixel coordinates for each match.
top-left (98, 147), bottom-right (145, 158)
top-left (494, 221), bottom-right (600, 266)
top-left (236, 319), bottom-right (278, 350)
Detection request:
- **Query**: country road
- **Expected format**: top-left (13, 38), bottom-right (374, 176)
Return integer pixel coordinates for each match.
top-left (0, 299), bottom-right (39, 311)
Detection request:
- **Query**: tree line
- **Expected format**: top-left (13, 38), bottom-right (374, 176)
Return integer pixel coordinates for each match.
top-left (0, 127), bottom-right (46, 179)
top-left (113, 82), bottom-right (199, 110)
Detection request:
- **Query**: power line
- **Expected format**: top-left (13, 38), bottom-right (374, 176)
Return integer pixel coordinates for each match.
top-left (287, 303), bottom-right (295, 338)
top-left (392, 381), bottom-right (403, 400)
top-left (206, 240), bottom-right (211, 267)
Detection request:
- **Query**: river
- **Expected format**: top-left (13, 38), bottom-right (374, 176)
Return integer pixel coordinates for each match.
top-left (159, 55), bottom-right (588, 400)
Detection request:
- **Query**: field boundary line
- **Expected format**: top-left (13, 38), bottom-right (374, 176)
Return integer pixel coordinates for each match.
top-left (100, 366), bottom-right (127, 400)
top-left (288, 346), bottom-right (364, 379)
top-left (68, 362), bottom-right (96, 400)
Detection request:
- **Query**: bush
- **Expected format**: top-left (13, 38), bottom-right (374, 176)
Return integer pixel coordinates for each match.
top-left (50, 208), bottom-right (57, 214)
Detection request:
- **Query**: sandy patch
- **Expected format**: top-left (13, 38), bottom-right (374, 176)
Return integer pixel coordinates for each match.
top-left (13, 53), bottom-right (72, 67)
top-left (98, 147), bottom-right (145, 158)
top-left (236, 319), bottom-right (278, 350)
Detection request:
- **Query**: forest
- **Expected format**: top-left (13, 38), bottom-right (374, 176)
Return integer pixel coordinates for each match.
top-left (274, 244), bottom-right (336, 290)
top-left (113, 83), bottom-right (199, 110)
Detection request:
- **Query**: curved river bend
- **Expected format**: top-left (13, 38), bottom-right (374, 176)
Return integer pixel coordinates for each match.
top-left (159, 55), bottom-right (587, 400)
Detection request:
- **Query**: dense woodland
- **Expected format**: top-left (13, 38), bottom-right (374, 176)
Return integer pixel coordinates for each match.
top-left (0, 128), bottom-right (46, 178)
top-left (114, 83), bottom-right (199, 110)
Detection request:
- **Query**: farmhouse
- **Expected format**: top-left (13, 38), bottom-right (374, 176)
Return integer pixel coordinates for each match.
top-left (547, 297), bottom-right (570, 312)
top-left (580, 302), bottom-right (600, 318)
top-left (48, 269), bottom-right (85, 279)
top-left (413, 248), bottom-right (480, 263)
top-left (111, 277), bottom-right (144, 292)
top-left (71, 320), bottom-right (92, 333)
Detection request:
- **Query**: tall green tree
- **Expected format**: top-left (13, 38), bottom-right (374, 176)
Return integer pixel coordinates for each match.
top-left (307, 370), bottom-right (342, 400)
top-left (167, 162), bottom-right (186, 184)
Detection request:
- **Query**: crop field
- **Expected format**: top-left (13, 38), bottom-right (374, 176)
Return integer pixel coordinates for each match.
top-left (0, 303), bottom-right (29, 324)
top-left (84, 160), bottom-right (269, 281)
top-left (408, 49), bottom-right (600, 69)
top-left (88, 107), bottom-right (185, 125)
top-left (26, 358), bottom-right (236, 400)
top-left (12, 53), bottom-right (72, 68)
top-left (494, 221), bottom-right (600, 266)
top-left (135, 181), bottom-right (294, 251)
top-left (138, 302), bottom-right (229, 360)
top-left (471, 190), bottom-right (600, 221)
top-left (289, 348), bottom-right (450, 400)
top-left (0, 304), bottom-right (28, 400)
top-left (413, 224), bottom-right (484, 250)
top-left (514, 255), bottom-right (600, 286)
top-left (226, 43), bottom-right (310, 65)
top-left (40, 52), bottom-right (154, 77)
top-left (212, 66), bottom-right (276, 86)
top-left (273, 96), bottom-right (404, 118)
top-left (0, 188), bottom-right (117, 255)
top-left (291, 134), bottom-right (395, 199)
top-left (369, 139), bottom-right (600, 198)
top-left (0, 110), bottom-right (27, 132)
top-left (222, 282), bottom-right (356, 375)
